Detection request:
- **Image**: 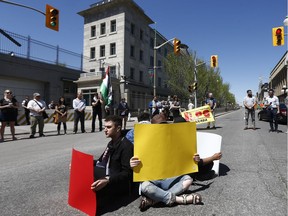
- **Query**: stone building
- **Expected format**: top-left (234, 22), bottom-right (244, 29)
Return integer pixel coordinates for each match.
top-left (77, 0), bottom-right (173, 112)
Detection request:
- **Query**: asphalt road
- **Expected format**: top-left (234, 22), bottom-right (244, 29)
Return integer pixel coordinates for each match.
top-left (0, 109), bottom-right (287, 216)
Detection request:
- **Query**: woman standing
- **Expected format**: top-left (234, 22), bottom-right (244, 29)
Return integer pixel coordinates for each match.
top-left (55, 97), bottom-right (68, 135)
top-left (0, 89), bottom-right (19, 141)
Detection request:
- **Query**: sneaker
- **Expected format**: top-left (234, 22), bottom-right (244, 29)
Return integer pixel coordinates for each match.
top-left (139, 196), bottom-right (155, 212)
top-left (29, 135), bottom-right (35, 138)
top-left (39, 134), bottom-right (45, 137)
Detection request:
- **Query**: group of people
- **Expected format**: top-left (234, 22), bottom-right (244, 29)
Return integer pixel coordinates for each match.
top-left (90, 112), bottom-right (222, 212)
top-left (243, 89), bottom-right (282, 133)
top-left (149, 93), bottom-right (217, 129)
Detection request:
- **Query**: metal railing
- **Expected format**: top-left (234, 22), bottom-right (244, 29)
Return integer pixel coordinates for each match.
top-left (0, 29), bottom-right (87, 71)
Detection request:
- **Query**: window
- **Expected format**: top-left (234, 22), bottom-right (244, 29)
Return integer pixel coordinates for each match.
top-left (139, 50), bottom-right (144, 61)
top-left (100, 22), bottom-right (106, 35)
top-left (110, 43), bottom-right (116, 55)
top-left (110, 20), bottom-right (116, 32)
top-left (150, 56), bottom-right (153, 67)
top-left (150, 38), bottom-right (154, 49)
top-left (130, 45), bottom-right (135, 57)
top-left (100, 45), bottom-right (105, 57)
top-left (91, 25), bottom-right (96, 37)
top-left (140, 29), bottom-right (144, 40)
top-left (158, 77), bottom-right (162, 87)
top-left (110, 66), bottom-right (116, 76)
top-left (139, 71), bottom-right (143, 82)
top-left (131, 23), bottom-right (135, 35)
top-left (130, 68), bottom-right (135, 80)
top-left (90, 47), bottom-right (95, 59)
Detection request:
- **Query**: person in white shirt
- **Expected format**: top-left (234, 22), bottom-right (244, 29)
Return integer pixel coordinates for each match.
top-left (264, 89), bottom-right (280, 132)
top-left (27, 93), bottom-right (47, 138)
top-left (187, 99), bottom-right (194, 110)
top-left (72, 92), bottom-right (86, 133)
top-left (243, 90), bottom-right (256, 130)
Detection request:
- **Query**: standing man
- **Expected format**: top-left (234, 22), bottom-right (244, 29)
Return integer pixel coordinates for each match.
top-left (118, 98), bottom-right (129, 130)
top-left (91, 115), bottom-right (134, 208)
top-left (243, 90), bottom-right (256, 130)
top-left (205, 92), bottom-right (217, 129)
top-left (264, 89), bottom-right (280, 132)
top-left (27, 93), bottom-right (47, 138)
top-left (91, 93), bottom-right (103, 132)
top-left (72, 92), bottom-right (86, 134)
top-left (22, 96), bottom-right (30, 125)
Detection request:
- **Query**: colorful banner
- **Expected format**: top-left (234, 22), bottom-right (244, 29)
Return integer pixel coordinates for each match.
top-left (133, 122), bottom-right (198, 182)
top-left (181, 105), bottom-right (215, 125)
top-left (68, 149), bottom-right (96, 216)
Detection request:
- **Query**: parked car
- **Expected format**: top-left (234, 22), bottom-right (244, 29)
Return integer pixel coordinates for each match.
top-left (258, 103), bottom-right (287, 124)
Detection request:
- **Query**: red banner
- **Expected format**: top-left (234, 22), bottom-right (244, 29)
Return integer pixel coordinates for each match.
top-left (68, 149), bottom-right (96, 216)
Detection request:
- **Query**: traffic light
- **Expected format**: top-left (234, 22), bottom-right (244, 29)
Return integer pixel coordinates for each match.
top-left (192, 82), bottom-right (198, 90)
top-left (174, 38), bottom-right (181, 55)
top-left (210, 55), bottom-right (218, 68)
top-left (272, 27), bottom-right (284, 46)
top-left (45, 4), bottom-right (59, 31)
top-left (188, 84), bottom-right (193, 92)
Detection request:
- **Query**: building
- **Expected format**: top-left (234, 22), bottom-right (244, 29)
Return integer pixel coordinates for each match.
top-left (269, 51), bottom-right (287, 103)
top-left (77, 0), bottom-right (173, 112)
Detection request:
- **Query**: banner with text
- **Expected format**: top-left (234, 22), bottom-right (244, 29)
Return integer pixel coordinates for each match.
top-left (181, 105), bottom-right (215, 125)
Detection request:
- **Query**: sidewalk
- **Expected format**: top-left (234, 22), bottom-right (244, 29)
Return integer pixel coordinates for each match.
top-left (4, 110), bottom-right (230, 137)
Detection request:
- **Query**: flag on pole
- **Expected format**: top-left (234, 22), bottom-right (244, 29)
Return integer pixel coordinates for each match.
top-left (100, 66), bottom-right (112, 105)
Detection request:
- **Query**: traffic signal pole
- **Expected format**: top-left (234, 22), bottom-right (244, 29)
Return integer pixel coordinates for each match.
top-left (153, 28), bottom-right (175, 97)
top-left (0, 0), bottom-right (45, 15)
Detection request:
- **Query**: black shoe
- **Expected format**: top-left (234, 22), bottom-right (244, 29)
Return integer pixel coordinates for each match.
top-left (269, 129), bottom-right (274, 132)
top-left (212, 126), bottom-right (216, 129)
top-left (39, 134), bottom-right (45, 137)
top-left (91, 130), bottom-right (95, 133)
top-left (206, 126), bottom-right (210, 129)
top-left (29, 135), bottom-right (35, 138)
top-left (244, 127), bottom-right (248, 130)
top-left (82, 131), bottom-right (86, 133)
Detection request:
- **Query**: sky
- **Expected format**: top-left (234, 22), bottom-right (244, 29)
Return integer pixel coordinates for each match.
top-left (0, 0), bottom-right (286, 104)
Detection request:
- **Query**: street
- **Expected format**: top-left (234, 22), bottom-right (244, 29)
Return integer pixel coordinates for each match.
top-left (0, 109), bottom-right (287, 216)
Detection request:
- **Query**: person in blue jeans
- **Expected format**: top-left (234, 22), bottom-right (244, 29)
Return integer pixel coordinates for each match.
top-left (130, 113), bottom-right (202, 211)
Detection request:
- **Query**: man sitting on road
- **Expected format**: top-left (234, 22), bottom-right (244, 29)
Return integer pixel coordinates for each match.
top-left (91, 115), bottom-right (134, 208)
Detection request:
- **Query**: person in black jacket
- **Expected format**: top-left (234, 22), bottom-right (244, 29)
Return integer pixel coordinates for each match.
top-left (91, 115), bottom-right (134, 207)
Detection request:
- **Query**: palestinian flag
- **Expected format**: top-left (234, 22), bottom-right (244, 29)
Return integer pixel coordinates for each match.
top-left (100, 66), bottom-right (112, 105)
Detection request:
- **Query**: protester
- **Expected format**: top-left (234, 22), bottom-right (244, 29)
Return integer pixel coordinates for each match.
top-left (91, 115), bottom-right (134, 208)
top-left (48, 100), bottom-right (56, 109)
top-left (125, 112), bottom-right (151, 144)
top-left (118, 98), bottom-right (129, 130)
top-left (12, 95), bottom-right (19, 126)
top-left (149, 96), bottom-right (162, 117)
top-left (0, 89), bottom-right (19, 141)
top-left (55, 97), bottom-right (68, 135)
top-left (264, 89), bottom-right (280, 132)
top-left (91, 93), bottom-right (103, 132)
top-left (130, 114), bottom-right (202, 211)
top-left (205, 92), bottom-right (217, 129)
top-left (187, 99), bottom-right (194, 110)
top-left (27, 93), bottom-right (47, 138)
top-left (170, 95), bottom-right (181, 118)
top-left (22, 96), bottom-right (30, 125)
top-left (72, 92), bottom-right (86, 134)
top-left (243, 90), bottom-right (256, 130)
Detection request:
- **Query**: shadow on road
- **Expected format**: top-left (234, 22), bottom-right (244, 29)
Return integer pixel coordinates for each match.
top-left (219, 163), bottom-right (230, 176)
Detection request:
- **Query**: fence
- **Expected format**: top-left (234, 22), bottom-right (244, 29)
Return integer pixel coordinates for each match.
top-left (0, 29), bottom-right (88, 71)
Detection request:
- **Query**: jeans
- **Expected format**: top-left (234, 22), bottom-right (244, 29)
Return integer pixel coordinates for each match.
top-left (141, 175), bottom-right (192, 205)
top-left (91, 110), bottom-right (102, 131)
top-left (245, 108), bottom-right (255, 127)
top-left (268, 109), bottom-right (278, 131)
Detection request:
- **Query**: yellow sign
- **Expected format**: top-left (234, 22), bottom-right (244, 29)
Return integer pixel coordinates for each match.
top-left (133, 122), bottom-right (198, 182)
top-left (181, 105), bottom-right (215, 125)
